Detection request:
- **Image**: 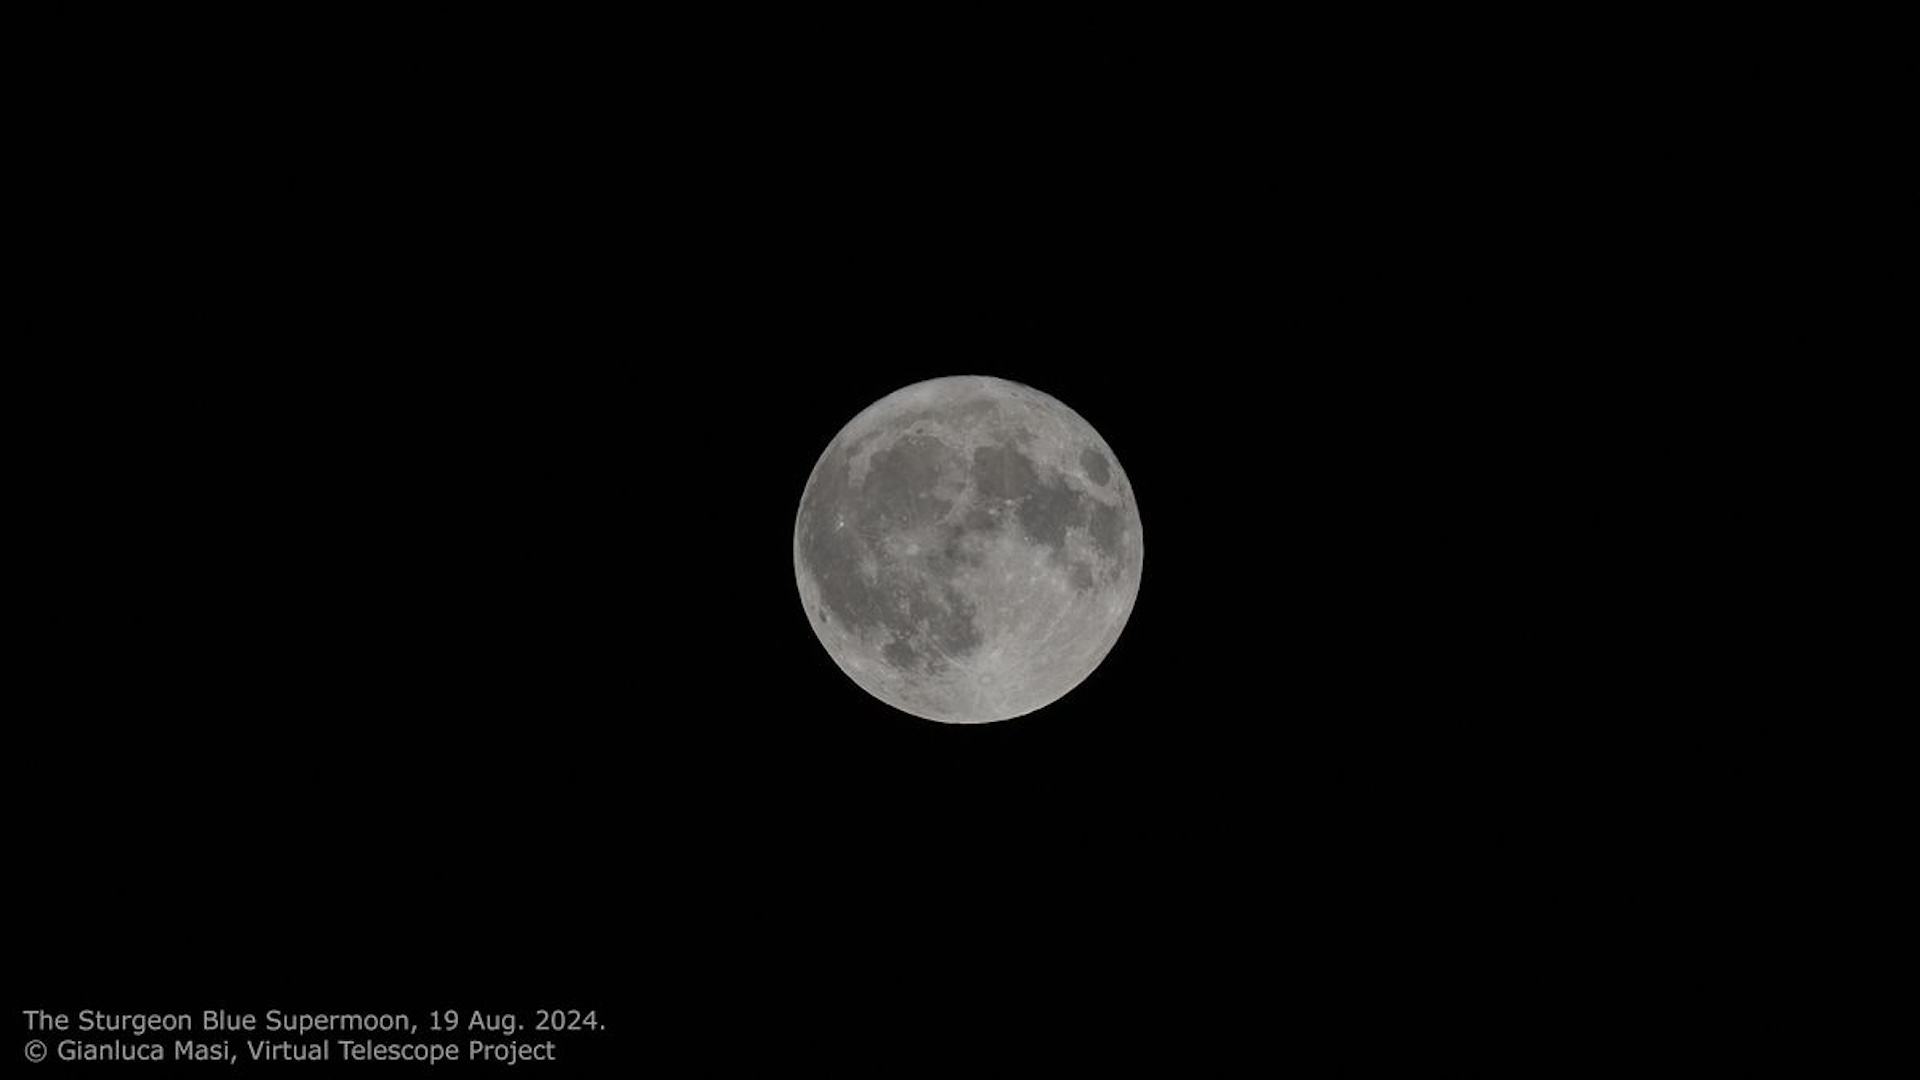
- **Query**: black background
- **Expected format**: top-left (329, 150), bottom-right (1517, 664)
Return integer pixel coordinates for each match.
top-left (13, 12), bottom-right (1734, 1073)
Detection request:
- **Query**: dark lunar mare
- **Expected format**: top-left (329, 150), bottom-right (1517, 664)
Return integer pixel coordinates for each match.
top-left (860, 434), bottom-right (955, 531)
top-left (1080, 447), bottom-right (1111, 485)
top-left (1087, 500), bottom-right (1122, 558)
top-left (1017, 478), bottom-right (1084, 552)
top-left (970, 443), bottom-right (1040, 502)
top-left (930, 525), bottom-right (983, 573)
top-left (968, 437), bottom-right (1123, 591)
top-left (883, 640), bottom-right (916, 668)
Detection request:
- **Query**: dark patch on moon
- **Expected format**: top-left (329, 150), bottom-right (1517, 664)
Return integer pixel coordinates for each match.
top-left (973, 438), bottom-right (1097, 562)
top-left (1080, 447), bottom-right (1111, 485)
top-left (1087, 500), bottom-right (1123, 559)
top-left (1069, 561), bottom-right (1095, 591)
top-left (933, 525), bottom-right (982, 572)
top-left (961, 504), bottom-right (999, 534)
top-left (937, 588), bottom-right (982, 653)
top-left (1016, 478), bottom-right (1088, 554)
top-left (861, 434), bottom-right (955, 530)
top-left (971, 442), bottom-right (1041, 502)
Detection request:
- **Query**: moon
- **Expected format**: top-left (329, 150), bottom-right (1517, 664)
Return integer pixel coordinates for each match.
top-left (793, 375), bottom-right (1143, 724)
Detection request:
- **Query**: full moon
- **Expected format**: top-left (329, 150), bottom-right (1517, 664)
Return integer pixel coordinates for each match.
top-left (794, 375), bottom-right (1143, 724)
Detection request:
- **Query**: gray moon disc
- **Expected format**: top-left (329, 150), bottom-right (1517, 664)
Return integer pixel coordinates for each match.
top-left (793, 375), bottom-right (1143, 724)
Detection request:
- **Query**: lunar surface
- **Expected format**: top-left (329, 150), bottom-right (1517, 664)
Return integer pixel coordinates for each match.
top-left (794, 376), bottom-right (1142, 723)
